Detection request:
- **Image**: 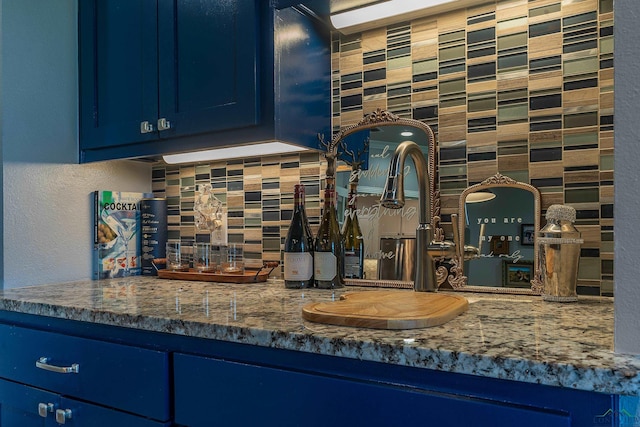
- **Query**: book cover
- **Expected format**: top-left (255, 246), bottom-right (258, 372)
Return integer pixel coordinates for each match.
top-left (94, 190), bottom-right (151, 279)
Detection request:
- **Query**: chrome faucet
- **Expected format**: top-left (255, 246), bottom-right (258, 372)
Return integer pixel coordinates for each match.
top-left (380, 141), bottom-right (457, 292)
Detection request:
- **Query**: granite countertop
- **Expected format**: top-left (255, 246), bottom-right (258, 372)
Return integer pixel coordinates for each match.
top-left (0, 277), bottom-right (638, 396)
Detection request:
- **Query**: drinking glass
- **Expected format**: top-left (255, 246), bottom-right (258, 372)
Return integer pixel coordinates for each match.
top-left (194, 243), bottom-right (216, 272)
top-left (220, 244), bottom-right (244, 274)
top-left (166, 242), bottom-right (187, 271)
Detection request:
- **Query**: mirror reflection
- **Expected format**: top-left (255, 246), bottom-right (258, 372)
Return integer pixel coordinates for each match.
top-left (465, 187), bottom-right (534, 287)
top-left (331, 109), bottom-right (440, 286)
top-left (448, 173), bottom-right (542, 293)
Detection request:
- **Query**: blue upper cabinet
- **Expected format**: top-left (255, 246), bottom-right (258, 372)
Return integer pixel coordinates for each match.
top-left (79, 0), bottom-right (160, 150)
top-left (79, 0), bottom-right (331, 163)
top-left (156, 1), bottom-right (257, 139)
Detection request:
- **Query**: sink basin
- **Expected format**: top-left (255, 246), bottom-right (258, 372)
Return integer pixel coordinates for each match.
top-left (301, 291), bottom-right (468, 329)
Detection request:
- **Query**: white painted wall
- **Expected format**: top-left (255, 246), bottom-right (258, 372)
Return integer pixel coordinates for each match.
top-left (0, 1), bottom-right (150, 288)
top-left (614, 1), bottom-right (640, 354)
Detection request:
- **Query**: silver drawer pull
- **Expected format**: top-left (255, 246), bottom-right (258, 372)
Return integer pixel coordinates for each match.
top-left (157, 117), bottom-right (171, 131)
top-left (140, 120), bottom-right (154, 133)
top-left (36, 357), bottom-right (79, 374)
top-left (56, 408), bottom-right (73, 424)
top-left (38, 402), bottom-right (54, 418)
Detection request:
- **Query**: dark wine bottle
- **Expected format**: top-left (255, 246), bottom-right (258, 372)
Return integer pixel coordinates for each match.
top-left (342, 187), bottom-right (364, 279)
top-left (284, 184), bottom-right (314, 288)
top-left (314, 186), bottom-right (344, 289)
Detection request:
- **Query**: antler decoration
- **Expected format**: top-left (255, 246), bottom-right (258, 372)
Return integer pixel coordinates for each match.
top-left (318, 133), bottom-right (340, 185)
top-left (340, 137), bottom-right (370, 185)
top-left (340, 136), bottom-right (370, 168)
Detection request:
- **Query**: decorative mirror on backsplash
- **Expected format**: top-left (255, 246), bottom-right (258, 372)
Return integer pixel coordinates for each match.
top-left (330, 108), bottom-right (445, 287)
top-left (448, 172), bottom-right (542, 294)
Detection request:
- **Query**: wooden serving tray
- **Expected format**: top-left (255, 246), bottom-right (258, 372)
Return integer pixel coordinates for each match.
top-left (156, 261), bottom-right (278, 284)
top-left (158, 269), bottom-right (271, 283)
top-left (302, 290), bottom-right (468, 330)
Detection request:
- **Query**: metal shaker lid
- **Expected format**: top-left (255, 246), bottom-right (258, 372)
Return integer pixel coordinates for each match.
top-left (545, 204), bottom-right (576, 223)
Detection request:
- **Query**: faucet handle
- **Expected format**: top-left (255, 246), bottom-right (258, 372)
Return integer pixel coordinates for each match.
top-left (453, 214), bottom-right (484, 261)
top-left (451, 214), bottom-right (462, 259)
top-left (426, 215), bottom-right (458, 261)
top-left (462, 223), bottom-right (485, 260)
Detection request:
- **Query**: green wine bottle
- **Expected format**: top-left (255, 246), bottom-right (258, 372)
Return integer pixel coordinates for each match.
top-left (284, 184), bottom-right (314, 288)
top-left (314, 186), bottom-right (344, 289)
top-left (342, 186), bottom-right (364, 279)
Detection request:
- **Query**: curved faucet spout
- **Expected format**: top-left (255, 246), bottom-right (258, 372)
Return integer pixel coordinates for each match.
top-left (380, 141), bottom-right (435, 292)
top-left (380, 141), bottom-right (430, 225)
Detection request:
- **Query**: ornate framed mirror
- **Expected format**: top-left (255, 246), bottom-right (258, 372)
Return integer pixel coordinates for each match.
top-left (330, 109), bottom-right (445, 288)
top-left (447, 173), bottom-right (542, 294)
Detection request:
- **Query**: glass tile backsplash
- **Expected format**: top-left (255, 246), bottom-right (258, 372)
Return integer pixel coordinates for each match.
top-left (152, 0), bottom-right (614, 296)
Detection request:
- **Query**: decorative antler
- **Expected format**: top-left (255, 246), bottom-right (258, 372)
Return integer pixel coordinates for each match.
top-left (340, 137), bottom-right (370, 186)
top-left (318, 133), bottom-right (339, 183)
top-left (340, 137), bottom-right (370, 169)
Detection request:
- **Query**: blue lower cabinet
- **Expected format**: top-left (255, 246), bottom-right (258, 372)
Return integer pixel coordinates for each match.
top-left (0, 379), bottom-right (55, 426)
top-left (0, 379), bottom-right (169, 427)
top-left (0, 324), bottom-right (170, 422)
top-left (0, 323), bottom-right (170, 425)
top-left (173, 353), bottom-right (570, 427)
top-left (57, 396), bottom-right (170, 427)
top-left (0, 315), bottom-right (618, 427)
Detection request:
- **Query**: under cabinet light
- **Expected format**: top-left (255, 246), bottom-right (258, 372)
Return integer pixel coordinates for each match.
top-left (330, 0), bottom-right (457, 33)
top-left (162, 142), bottom-right (308, 164)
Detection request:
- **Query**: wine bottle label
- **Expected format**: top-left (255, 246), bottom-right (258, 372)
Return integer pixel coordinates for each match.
top-left (314, 252), bottom-right (337, 281)
top-left (284, 252), bottom-right (313, 280)
top-left (344, 252), bottom-right (362, 278)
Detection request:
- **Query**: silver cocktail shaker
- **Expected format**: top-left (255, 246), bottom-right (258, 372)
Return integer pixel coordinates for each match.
top-left (538, 205), bottom-right (583, 302)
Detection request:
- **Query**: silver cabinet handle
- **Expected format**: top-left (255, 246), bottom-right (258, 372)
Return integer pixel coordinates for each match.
top-left (56, 409), bottom-right (72, 424)
top-left (157, 117), bottom-right (171, 131)
top-left (36, 357), bottom-right (79, 374)
top-left (140, 120), bottom-right (155, 133)
top-left (38, 402), bottom-right (55, 418)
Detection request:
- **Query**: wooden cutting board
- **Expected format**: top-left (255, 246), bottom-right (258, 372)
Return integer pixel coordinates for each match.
top-left (301, 291), bottom-right (468, 330)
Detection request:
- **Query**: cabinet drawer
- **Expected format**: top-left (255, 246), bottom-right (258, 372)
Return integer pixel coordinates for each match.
top-left (0, 324), bottom-right (169, 422)
top-left (174, 353), bottom-right (570, 427)
top-left (0, 379), bottom-right (170, 427)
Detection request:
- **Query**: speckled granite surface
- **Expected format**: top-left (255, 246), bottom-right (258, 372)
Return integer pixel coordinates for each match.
top-left (0, 277), bottom-right (638, 396)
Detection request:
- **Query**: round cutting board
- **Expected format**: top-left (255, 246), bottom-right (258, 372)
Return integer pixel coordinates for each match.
top-left (302, 290), bottom-right (468, 330)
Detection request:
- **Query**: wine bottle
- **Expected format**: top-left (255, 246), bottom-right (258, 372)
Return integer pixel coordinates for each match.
top-left (342, 187), bottom-right (364, 279)
top-left (314, 186), bottom-right (344, 289)
top-left (284, 184), bottom-right (314, 288)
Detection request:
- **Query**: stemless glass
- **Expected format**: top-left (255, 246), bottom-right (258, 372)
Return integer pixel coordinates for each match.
top-left (220, 244), bottom-right (244, 274)
top-left (210, 245), bottom-right (223, 273)
top-left (166, 242), bottom-right (187, 271)
top-left (194, 243), bottom-right (216, 273)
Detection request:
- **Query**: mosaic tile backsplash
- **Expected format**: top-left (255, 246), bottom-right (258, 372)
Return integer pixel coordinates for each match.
top-left (152, 0), bottom-right (614, 296)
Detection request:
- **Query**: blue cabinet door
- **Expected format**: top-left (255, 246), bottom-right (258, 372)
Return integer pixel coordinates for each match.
top-left (58, 396), bottom-right (170, 427)
top-left (157, 0), bottom-right (258, 139)
top-left (174, 353), bottom-right (571, 427)
top-left (0, 379), bottom-right (169, 427)
top-left (80, 0), bottom-right (259, 151)
top-left (0, 380), bottom-right (56, 426)
top-left (79, 0), bottom-right (159, 149)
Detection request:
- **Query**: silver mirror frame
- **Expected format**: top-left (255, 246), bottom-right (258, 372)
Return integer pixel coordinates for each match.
top-left (448, 172), bottom-right (543, 295)
top-left (331, 108), bottom-right (448, 287)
